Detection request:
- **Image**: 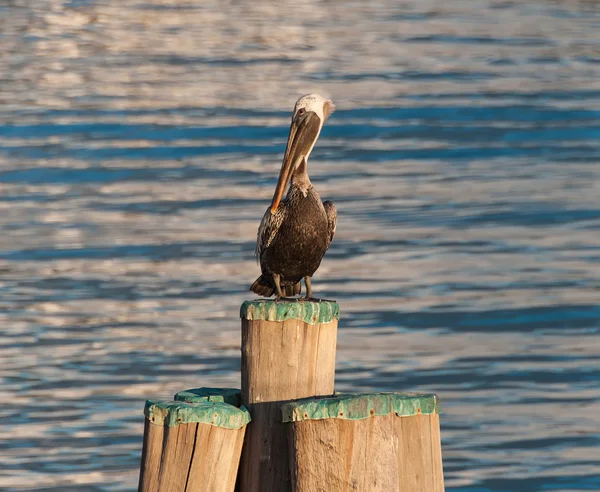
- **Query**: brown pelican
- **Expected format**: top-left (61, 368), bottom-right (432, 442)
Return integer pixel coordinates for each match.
top-left (250, 94), bottom-right (337, 299)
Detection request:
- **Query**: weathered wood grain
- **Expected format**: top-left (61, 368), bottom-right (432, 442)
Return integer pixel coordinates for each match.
top-left (186, 424), bottom-right (247, 492)
top-left (138, 419), bottom-right (164, 492)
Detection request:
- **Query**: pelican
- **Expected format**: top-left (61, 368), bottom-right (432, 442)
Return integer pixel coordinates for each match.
top-left (250, 94), bottom-right (337, 299)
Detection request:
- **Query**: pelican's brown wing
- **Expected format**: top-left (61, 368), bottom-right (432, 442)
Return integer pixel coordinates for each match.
top-left (255, 203), bottom-right (287, 262)
top-left (323, 200), bottom-right (337, 248)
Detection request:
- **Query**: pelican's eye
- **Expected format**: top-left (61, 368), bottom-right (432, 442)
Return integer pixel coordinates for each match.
top-left (297, 108), bottom-right (306, 117)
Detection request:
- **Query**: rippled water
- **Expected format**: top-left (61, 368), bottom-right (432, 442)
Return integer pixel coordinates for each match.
top-left (1, 1), bottom-right (600, 490)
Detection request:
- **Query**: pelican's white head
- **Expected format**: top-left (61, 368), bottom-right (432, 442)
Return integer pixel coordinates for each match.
top-left (293, 93), bottom-right (336, 126)
top-left (270, 94), bottom-right (335, 213)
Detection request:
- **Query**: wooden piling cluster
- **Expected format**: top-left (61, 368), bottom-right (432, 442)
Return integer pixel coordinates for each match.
top-left (138, 300), bottom-right (445, 491)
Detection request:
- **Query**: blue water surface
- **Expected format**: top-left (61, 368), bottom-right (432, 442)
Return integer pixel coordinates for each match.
top-left (1, 1), bottom-right (599, 490)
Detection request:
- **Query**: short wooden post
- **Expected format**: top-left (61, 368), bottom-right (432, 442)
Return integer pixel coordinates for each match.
top-left (239, 300), bottom-right (339, 492)
top-left (282, 393), bottom-right (444, 492)
top-left (138, 400), bottom-right (250, 492)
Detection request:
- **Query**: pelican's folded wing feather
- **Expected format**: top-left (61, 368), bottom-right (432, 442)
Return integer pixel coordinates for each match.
top-left (256, 205), bottom-right (287, 262)
top-left (323, 200), bottom-right (337, 248)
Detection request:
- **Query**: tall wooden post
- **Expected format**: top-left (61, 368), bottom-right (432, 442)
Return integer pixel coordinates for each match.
top-left (282, 393), bottom-right (444, 492)
top-left (239, 300), bottom-right (339, 492)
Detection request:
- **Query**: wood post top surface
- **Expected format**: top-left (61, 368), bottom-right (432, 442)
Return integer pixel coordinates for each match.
top-left (175, 387), bottom-right (241, 407)
top-left (144, 400), bottom-right (251, 429)
top-left (240, 299), bottom-right (339, 325)
top-left (281, 392), bottom-right (439, 423)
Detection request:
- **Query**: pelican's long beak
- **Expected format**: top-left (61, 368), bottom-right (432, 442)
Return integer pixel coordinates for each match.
top-left (270, 111), bottom-right (321, 213)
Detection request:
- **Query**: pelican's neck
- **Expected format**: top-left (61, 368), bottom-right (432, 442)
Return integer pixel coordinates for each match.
top-left (291, 157), bottom-right (312, 194)
top-left (289, 118), bottom-right (321, 195)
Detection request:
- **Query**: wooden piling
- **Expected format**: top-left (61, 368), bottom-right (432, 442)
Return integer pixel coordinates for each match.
top-left (282, 393), bottom-right (444, 492)
top-left (239, 299), bottom-right (339, 492)
top-left (138, 399), bottom-right (250, 492)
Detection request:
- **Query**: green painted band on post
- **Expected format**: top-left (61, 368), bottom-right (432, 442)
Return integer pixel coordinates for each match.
top-left (174, 387), bottom-right (241, 407)
top-left (281, 393), bottom-right (439, 423)
top-left (144, 400), bottom-right (251, 429)
top-left (240, 299), bottom-right (339, 325)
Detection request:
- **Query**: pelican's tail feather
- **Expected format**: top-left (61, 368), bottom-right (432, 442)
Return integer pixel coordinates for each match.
top-left (250, 275), bottom-right (274, 297)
